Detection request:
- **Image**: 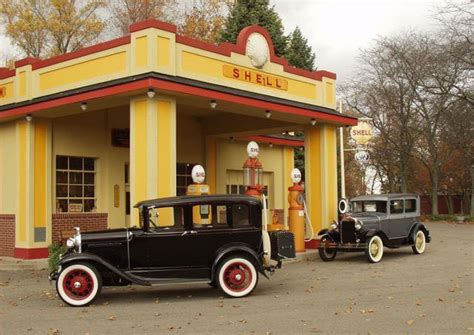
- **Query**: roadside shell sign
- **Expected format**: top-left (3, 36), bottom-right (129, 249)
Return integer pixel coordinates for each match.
top-left (350, 121), bottom-right (373, 145)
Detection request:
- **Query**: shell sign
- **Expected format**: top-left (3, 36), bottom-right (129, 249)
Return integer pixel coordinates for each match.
top-left (350, 121), bottom-right (373, 145)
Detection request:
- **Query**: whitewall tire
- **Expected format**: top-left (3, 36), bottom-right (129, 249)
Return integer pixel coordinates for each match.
top-left (217, 256), bottom-right (258, 298)
top-left (366, 235), bottom-right (384, 263)
top-left (56, 263), bottom-right (102, 307)
top-left (412, 230), bottom-right (426, 254)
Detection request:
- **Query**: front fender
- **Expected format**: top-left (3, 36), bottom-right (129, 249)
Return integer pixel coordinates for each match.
top-left (210, 245), bottom-right (266, 282)
top-left (56, 252), bottom-right (150, 286)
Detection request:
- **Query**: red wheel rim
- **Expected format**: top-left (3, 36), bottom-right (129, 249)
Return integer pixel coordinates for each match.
top-left (223, 262), bottom-right (252, 292)
top-left (62, 269), bottom-right (94, 300)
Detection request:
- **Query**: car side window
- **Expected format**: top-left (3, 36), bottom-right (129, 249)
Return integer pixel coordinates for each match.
top-left (390, 200), bottom-right (404, 214)
top-left (148, 206), bottom-right (184, 231)
top-left (192, 204), bottom-right (230, 229)
top-left (232, 204), bottom-right (250, 227)
top-left (405, 199), bottom-right (417, 213)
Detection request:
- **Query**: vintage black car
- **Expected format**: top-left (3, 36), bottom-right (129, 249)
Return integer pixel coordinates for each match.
top-left (50, 195), bottom-right (295, 306)
top-left (318, 194), bottom-right (431, 263)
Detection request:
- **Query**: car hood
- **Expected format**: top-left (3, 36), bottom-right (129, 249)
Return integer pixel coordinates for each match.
top-left (81, 228), bottom-right (135, 243)
top-left (344, 212), bottom-right (387, 223)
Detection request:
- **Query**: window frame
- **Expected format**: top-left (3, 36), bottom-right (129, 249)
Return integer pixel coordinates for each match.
top-left (55, 155), bottom-right (97, 213)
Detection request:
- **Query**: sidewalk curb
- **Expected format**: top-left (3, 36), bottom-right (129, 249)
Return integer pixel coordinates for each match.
top-left (0, 257), bottom-right (49, 272)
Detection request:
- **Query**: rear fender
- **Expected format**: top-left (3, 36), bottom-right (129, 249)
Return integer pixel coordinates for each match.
top-left (409, 223), bottom-right (431, 244)
top-left (57, 252), bottom-right (150, 286)
top-left (211, 245), bottom-right (266, 282)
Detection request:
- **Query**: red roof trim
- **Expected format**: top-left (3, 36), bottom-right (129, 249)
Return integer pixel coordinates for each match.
top-left (0, 68), bottom-right (15, 80)
top-left (32, 36), bottom-right (131, 70)
top-left (14, 57), bottom-right (40, 68)
top-left (129, 19), bottom-right (177, 33)
top-left (0, 77), bottom-right (357, 126)
top-left (244, 135), bottom-right (304, 147)
top-left (176, 23), bottom-right (336, 81)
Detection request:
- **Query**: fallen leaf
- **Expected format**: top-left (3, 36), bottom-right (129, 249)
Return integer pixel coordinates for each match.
top-left (438, 297), bottom-right (445, 302)
top-left (108, 316), bottom-right (116, 321)
top-left (469, 300), bottom-right (474, 304)
top-left (239, 319), bottom-right (248, 324)
top-left (48, 329), bottom-right (60, 335)
top-left (406, 320), bottom-right (415, 326)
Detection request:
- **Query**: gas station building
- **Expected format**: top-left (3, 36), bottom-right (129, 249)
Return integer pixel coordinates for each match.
top-left (0, 20), bottom-right (357, 258)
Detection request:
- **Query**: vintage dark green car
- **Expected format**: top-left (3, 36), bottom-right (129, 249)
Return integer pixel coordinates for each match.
top-left (318, 194), bottom-right (431, 263)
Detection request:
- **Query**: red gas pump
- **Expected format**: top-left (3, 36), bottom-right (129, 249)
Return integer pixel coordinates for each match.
top-left (243, 141), bottom-right (264, 197)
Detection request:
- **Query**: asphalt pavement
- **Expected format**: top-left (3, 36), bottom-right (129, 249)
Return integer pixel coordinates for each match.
top-left (0, 221), bottom-right (473, 334)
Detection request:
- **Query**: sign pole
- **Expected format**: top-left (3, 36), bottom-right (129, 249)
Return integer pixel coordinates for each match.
top-left (339, 100), bottom-right (346, 199)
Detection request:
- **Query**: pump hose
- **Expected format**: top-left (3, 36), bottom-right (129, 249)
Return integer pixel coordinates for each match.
top-left (302, 197), bottom-right (314, 242)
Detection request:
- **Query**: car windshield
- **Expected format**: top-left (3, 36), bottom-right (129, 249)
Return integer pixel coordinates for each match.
top-left (351, 201), bottom-right (387, 213)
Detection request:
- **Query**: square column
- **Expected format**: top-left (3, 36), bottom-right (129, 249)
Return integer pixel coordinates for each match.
top-left (15, 119), bottom-right (52, 258)
top-left (304, 125), bottom-right (338, 235)
top-left (130, 96), bottom-right (176, 226)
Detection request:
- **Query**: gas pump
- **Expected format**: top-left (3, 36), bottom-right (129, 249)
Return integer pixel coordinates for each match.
top-left (186, 165), bottom-right (211, 224)
top-left (288, 168), bottom-right (306, 252)
top-left (243, 141), bottom-right (264, 197)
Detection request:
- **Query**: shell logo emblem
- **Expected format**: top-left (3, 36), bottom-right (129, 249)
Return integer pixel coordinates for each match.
top-left (246, 33), bottom-right (269, 68)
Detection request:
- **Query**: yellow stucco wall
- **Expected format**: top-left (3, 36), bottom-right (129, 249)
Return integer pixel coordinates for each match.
top-left (0, 122), bottom-right (18, 214)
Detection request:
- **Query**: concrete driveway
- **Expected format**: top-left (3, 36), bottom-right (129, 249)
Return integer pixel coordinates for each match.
top-left (0, 221), bottom-right (473, 334)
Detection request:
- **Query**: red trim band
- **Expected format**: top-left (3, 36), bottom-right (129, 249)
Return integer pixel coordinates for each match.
top-left (0, 77), bottom-right (357, 125)
top-left (14, 247), bottom-right (49, 259)
top-left (14, 57), bottom-right (40, 68)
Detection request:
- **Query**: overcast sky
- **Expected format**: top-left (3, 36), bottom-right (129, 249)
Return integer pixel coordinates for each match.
top-left (1, 0), bottom-right (450, 82)
top-left (272, 0), bottom-right (447, 82)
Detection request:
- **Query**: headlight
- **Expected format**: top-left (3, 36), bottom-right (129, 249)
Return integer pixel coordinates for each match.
top-left (66, 237), bottom-right (75, 249)
top-left (330, 220), bottom-right (338, 230)
top-left (354, 219), bottom-right (364, 231)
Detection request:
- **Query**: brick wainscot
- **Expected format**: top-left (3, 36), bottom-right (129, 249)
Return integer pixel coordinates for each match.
top-left (52, 213), bottom-right (108, 244)
top-left (0, 215), bottom-right (15, 257)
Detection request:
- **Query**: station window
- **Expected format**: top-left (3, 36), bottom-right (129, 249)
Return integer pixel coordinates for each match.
top-left (55, 156), bottom-right (96, 213)
top-left (389, 200), bottom-right (404, 214)
top-left (176, 163), bottom-right (198, 196)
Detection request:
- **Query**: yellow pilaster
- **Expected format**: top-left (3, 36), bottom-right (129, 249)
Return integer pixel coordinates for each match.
top-left (130, 96), bottom-right (176, 227)
top-left (304, 125), bottom-right (338, 236)
top-left (282, 146), bottom-right (294, 229)
top-left (15, 64), bottom-right (33, 102)
top-left (16, 119), bottom-right (52, 248)
top-left (205, 136), bottom-right (217, 194)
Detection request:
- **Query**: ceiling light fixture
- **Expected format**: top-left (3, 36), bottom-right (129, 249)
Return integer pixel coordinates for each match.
top-left (25, 114), bottom-right (33, 122)
top-left (210, 100), bottom-right (217, 109)
top-left (269, 142), bottom-right (273, 148)
top-left (265, 110), bottom-right (272, 119)
top-left (80, 102), bottom-right (88, 111)
top-left (311, 118), bottom-right (317, 126)
top-left (147, 88), bottom-right (156, 99)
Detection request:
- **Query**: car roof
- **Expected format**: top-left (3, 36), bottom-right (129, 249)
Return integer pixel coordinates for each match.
top-left (134, 194), bottom-right (262, 208)
top-left (351, 193), bottom-right (419, 202)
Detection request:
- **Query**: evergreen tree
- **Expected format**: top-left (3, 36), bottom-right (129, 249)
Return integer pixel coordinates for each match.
top-left (218, 0), bottom-right (287, 56)
top-left (285, 26), bottom-right (316, 71)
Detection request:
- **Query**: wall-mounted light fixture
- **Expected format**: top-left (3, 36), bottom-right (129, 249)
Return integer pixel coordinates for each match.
top-left (269, 142), bottom-right (273, 148)
top-left (265, 110), bottom-right (272, 119)
top-left (311, 118), bottom-right (317, 126)
top-left (25, 114), bottom-right (33, 122)
top-left (210, 100), bottom-right (217, 109)
top-left (147, 88), bottom-right (156, 99)
top-left (80, 102), bottom-right (88, 111)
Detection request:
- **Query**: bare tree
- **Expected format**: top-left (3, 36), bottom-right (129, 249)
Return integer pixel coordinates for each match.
top-left (108, 0), bottom-right (179, 36)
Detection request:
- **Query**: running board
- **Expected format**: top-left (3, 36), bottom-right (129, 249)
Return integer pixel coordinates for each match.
top-left (123, 272), bottom-right (210, 286)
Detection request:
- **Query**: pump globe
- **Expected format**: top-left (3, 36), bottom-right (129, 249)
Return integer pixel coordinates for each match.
top-left (291, 168), bottom-right (302, 183)
top-left (191, 165), bottom-right (206, 184)
top-left (247, 141), bottom-right (259, 158)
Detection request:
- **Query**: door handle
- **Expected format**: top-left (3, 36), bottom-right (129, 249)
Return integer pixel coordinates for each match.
top-left (181, 230), bottom-right (197, 236)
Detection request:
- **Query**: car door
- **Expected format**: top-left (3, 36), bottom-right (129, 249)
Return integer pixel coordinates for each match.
top-left (388, 199), bottom-right (409, 239)
top-left (187, 203), bottom-right (261, 270)
top-left (129, 205), bottom-right (203, 279)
